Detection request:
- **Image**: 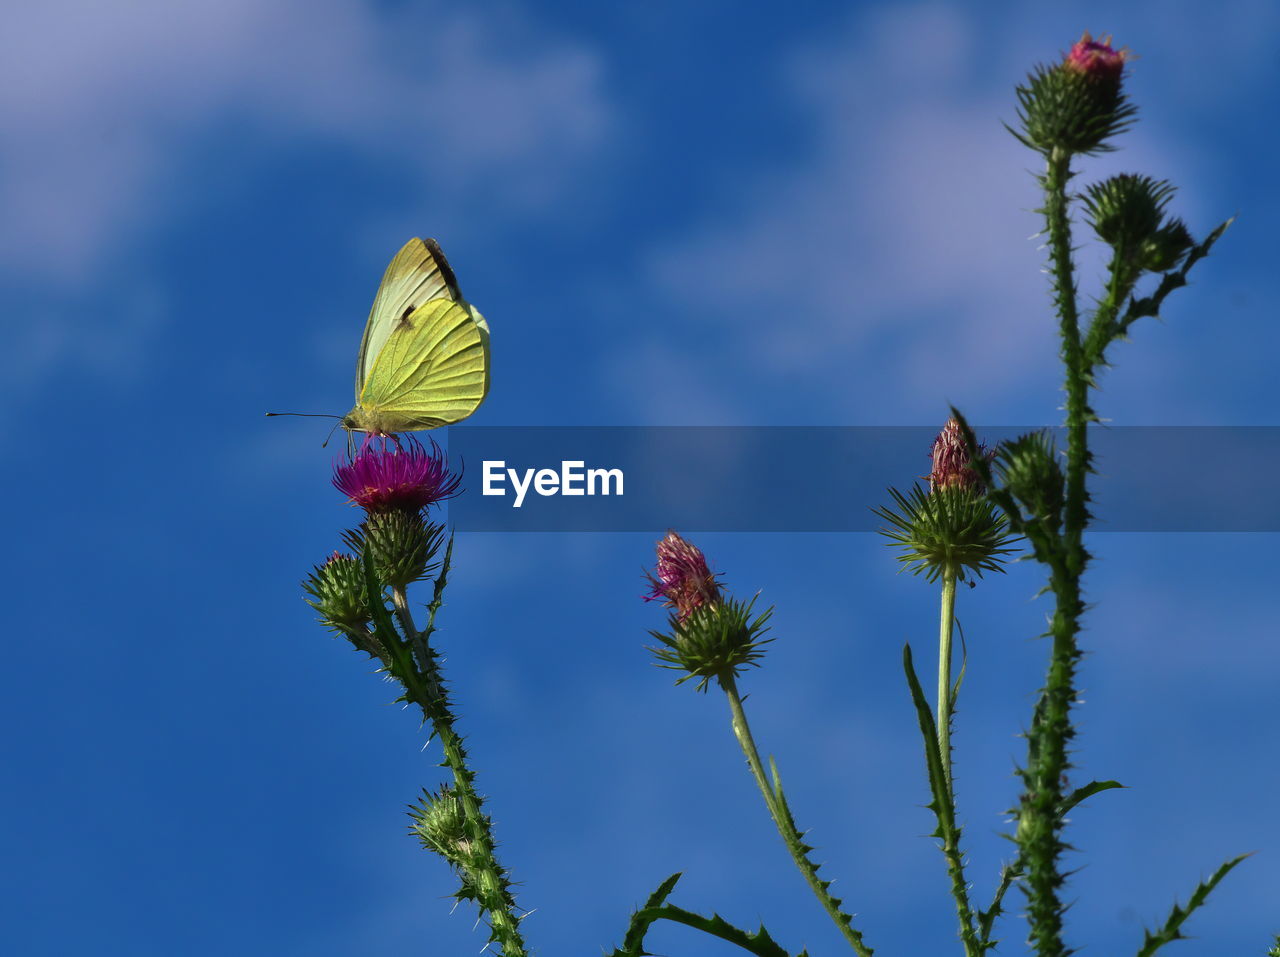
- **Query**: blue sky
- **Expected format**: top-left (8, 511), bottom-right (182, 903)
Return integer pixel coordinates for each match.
top-left (3, 1), bottom-right (1278, 954)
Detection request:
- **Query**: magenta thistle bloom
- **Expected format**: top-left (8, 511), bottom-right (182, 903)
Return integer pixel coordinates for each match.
top-left (645, 530), bottom-right (723, 622)
top-left (1063, 32), bottom-right (1129, 81)
top-left (929, 418), bottom-right (990, 493)
top-left (333, 436), bottom-right (461, 513)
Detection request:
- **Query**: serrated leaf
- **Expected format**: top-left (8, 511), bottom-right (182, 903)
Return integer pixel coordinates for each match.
top-left (611, 873), bottom-right (683, 957)
top-left (629, 903), bottom-right (799, 957)
top-left (1135, 854), bottom-right (1248, 957)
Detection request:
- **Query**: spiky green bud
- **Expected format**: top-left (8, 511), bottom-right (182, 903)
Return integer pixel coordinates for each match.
top-left (409, 785), bottom-right (473, 868)
top-left (344, 515), bottom-right (444, 590)
top-left (1083, 174), bottom-right (1174, 248)
top-left (994, 432), bottom-right (1066, 534)
top-left (302, 553), bottom-right (372, 633)
top-left (1139, 218), bottom-right (1194, 273)
top-left (648, 596), bottom-right (774, 692)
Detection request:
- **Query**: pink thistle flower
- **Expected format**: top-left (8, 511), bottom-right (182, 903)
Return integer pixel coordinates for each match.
top-left (1063, 32), bottom-right (1130, 81)
top-left (333, 436), bottom-right (461, 513)
top-left (929, 418), bottom-right (990, 493)
top-left (645, 530), bottom-right (723, 622)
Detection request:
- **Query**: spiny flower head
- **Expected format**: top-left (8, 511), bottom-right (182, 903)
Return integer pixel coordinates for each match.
top-left (1012, 32), bottom-right (1136, 155)
top-left (876, 419), bottom-right (1018, 583)
top-left (1063, 32), bottom-right (1130, 82)
top-left (333, 435), bottom-right (461, 513)
top-left (930, 417), bottom-right (991, 493)
top-left (644, 530), bottom-right (723, 622)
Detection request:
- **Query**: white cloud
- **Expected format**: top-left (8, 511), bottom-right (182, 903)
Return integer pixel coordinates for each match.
top-left (0, 0), bottom-right (611, 280)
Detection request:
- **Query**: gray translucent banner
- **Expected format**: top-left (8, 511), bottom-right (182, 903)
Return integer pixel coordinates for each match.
top-left (443, 426), bottom-right (1280, 532)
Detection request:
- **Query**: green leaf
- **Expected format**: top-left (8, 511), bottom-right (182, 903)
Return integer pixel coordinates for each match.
top-left (1135, 854), bottom-right (1249, 957)
top-left (902, 644), bottom-right (980, 953)
top-left (612, 873), bottom-right (683, 957)
top-left (608, 878), bottom-right (807, 957)
top-left (629, 903), bottom-right (803, 957)
top-left (902, 644), bottom-right (953, 832)
top-left (1120, 217), bottom-right (1233, 326)
top-left (978, 858), bottom-right (1022, 950)
top-left (1061, 779), bottom-right (1123, 815)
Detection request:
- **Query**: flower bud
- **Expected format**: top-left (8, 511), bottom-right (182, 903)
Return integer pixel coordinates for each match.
top-left (1139, 218), bottom-right (1194, 273)
top-left (409, 785), bottom-right (474, 868)
top-left (1083, 174), bottom-right (1173, 248)
top-left (345, 515), bottom-right (445, 590)
top-left (994, 431), bottom-right (1065, 533)
top-left (1013, 33), bottom-right (1135, 155)
top-left (303, 552), bottom-right (372, 633)
top-left (644, 531), bottom-right (723, 622)
top-left (876, 420), bottom-right (1017, 582)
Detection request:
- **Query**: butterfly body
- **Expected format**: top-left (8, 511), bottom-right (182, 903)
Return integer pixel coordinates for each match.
top-left (343, 238), bottom-right (490, 436)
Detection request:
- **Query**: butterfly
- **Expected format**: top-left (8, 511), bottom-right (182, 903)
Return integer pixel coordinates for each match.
top-left (341, 238), bottom-right (490, 436)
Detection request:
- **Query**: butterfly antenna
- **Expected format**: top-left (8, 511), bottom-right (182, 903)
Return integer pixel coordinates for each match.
top-left (264, 412), bottom-right (346, 449)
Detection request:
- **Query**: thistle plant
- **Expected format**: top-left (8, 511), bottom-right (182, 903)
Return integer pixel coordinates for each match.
top-left (643, 531), bottom-right (872, 957)
top-left (302, 436), bottom-right (527, 956)
top-left (875, 419), bottom-right (1017, 956)
top-left (992, 33), bottom-right (1242, 955)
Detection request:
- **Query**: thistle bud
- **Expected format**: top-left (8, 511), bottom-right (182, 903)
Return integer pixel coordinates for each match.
top-left (345, 515), bottom-right (445, 590)
top-left (644, 531), bottom-right (723, 622)
top-left (1139, 218), bottom-right (1194, 273)
top-left (1013, 33), bottom-right (1136, 155)
top-left (303, 552), bottom-right (372, 633)
top-left (1083, 174), bottom-right (1172, 246)
top-left (409, 785), bottom-right (474, 869)
top-left (876, 420), bottom-right (1017, 582)
top-left (643, 533), bottom-right (773, 689)
top-left (994, 431), bottom-right (1066, 534)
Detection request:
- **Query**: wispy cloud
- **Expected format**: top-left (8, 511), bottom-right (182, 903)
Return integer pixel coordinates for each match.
top-left (0, 0), bottom-right (611, 281)
top-left (636, 4), bottom-right (1234, 421)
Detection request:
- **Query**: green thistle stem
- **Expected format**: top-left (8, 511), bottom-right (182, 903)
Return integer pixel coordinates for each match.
top-left (1083, 248), bottom-right (1140, 367)
top-left (381, 555), bottom-right (527, 957)
top-left (719, 674), bottom-right (873, 957)
top-left (1015, 145), bottom-right (1089, 957)
top-left (936, 568), bottom-right (957, 789)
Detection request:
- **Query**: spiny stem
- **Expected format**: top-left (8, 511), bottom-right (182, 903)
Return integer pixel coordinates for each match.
top-left (719, 674), bottom-right (874, 957)
top-left (937, 568), bottom-right (958, 790)
top-left (377, 554), bottom-right (527, 957)
top-left (1018, 145), bottom-right (1088, 957)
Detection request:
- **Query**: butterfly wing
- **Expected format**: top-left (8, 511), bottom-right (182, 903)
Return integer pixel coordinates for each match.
top-left (356, 298), bottom-right (489, 431)
top-left (355, 238), bottom-right (461, 399)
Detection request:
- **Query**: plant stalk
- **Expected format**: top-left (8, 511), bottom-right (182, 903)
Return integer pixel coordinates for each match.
top-left (383, 574), bottom-right (528, 957)
top-left (937, 568), bottom-right (958, 790)
top-left (719, 674), bottom-right (874, 957)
